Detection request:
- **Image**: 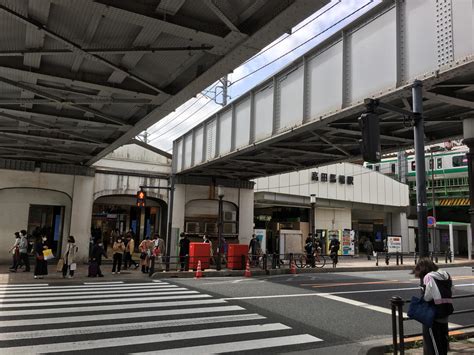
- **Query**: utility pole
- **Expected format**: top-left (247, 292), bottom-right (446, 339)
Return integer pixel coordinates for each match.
top-left (412, 80), bottom-right (429, 258)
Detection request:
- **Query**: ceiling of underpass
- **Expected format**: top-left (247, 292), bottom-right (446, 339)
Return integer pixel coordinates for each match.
top-left (0, 0), bottom-right (327, 166)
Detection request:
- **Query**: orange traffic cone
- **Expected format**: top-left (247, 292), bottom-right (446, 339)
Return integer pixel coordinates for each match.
top-left (195, 260), bottom-right (203, 279)
top-left (290, 259), bottom-right (297, 274)
top-left (244, 259), bottom-right (251, 277)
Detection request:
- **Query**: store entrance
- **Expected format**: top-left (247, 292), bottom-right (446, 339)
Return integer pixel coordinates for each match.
top-left (27, 205), bottom-right (65, 256)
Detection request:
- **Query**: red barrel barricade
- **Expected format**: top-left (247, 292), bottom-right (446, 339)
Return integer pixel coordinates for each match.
top-left (227, 244), bottom-right (248, 270)
top-left (189, 242), bottom-right (211, 271)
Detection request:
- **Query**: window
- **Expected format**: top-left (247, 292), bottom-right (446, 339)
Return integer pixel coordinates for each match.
top-left (452, 155), bottom-right (468, 167)
top-left (375, 165), bottom-right (380, 172)
top-left (437, 158), bottom-right (442, 169)
top-left (429, 158), bottom-right (433, 170)
top-left (411, 161), bottom-right (416, 171)
top-left (391, 163), bottom-right (396, 174)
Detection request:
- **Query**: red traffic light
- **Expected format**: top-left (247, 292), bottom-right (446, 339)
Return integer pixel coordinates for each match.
top-left (136, 190), bottom-right (146, 207)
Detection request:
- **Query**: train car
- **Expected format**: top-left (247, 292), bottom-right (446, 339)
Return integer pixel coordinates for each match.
top-left (364, 146), bottom-right (469, 182)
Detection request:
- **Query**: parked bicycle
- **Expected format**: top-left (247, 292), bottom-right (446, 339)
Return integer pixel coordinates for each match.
top-left (296, 252), bottom-right (326, 268)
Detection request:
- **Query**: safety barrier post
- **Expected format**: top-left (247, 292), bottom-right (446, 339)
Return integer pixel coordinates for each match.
top-left (435, 253), bottom-right (439, 263)
top-left (396, 252), bottom-right (399, 266)
top-left (165, 255), bottom-right (170, 272)
top-left (390, 296), bottom-right (405, 355)
top-left (272, 253), bottom-right (277, 269)
top-left (376, 252), bottom-right (379, 266)
top-left (414, 253), bottom-right (417, 265)
top-left (263, 254), bottom-right (267, 271)
top-left (385, 252), bottom-right (390, 265)
top-left (400, 253), bottom-right (403, 265)
top-left (241, 255), bottom-right (246, 270)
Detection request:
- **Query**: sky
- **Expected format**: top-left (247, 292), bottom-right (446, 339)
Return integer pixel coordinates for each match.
top-left (145, 0), bottom-right (381, 152)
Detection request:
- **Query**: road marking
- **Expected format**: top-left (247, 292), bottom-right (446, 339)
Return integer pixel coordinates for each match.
top-left (0, 285), bottom-right (179, 296)
top-left (131, 334), bottom-right (323, 355)
top-left (222, 283), bottom-right (474, 301)
top-left (0, 298), bottom-right (226, 316)
top-left (0, 323), bottom-right (290, 354)
top-left (0, 305), bottom-right (245, 327)
top-left (83, 281), bottom-right (124, 285)
top-left (301, 280), bottom-right (410, 288)
top-left (0, 282), bottom-right (169, 291)
top-left (0, 313), bottom-right (266, 341)
top-left (0, 289), bottom-right (194, 303)
top-left (0, 293), bottom-right (211, 308)
top-left (0, 283), bottom-right (48, 287)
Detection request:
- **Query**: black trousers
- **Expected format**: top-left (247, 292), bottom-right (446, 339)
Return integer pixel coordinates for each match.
top-left (62, 264), bottom-right (75, 277)
top-left (112, 253), bottom-right (122, 272)
top-left (16, 252), bottom-right (30, 271)
top-left (123, 252), bottom-right (138, 269)
top-left (423, 321), bottom-right (449, 355)
top-left (179, 254), bottom-right (188, 271)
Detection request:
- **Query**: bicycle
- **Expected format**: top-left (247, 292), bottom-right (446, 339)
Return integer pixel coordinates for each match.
top-left (296, 252), bottom-right (326, 268)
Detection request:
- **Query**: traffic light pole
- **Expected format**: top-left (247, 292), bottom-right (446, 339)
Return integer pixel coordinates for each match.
top-left (412, 80), bottom-right (429, 258)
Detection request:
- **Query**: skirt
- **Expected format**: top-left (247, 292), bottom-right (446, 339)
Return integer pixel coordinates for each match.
top-left (35, 259), bottom-right (48, 276)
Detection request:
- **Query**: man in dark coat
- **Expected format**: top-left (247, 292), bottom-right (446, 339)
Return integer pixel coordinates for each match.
top-left (179, 233), bottom-right (190, 271)
top-left (90, 239), bottom-right (107, 277)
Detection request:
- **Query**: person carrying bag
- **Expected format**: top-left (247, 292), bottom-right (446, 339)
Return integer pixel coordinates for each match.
top-left (62, 236), bottom-right (78, 278)
top-left (411, 258), bottom-right (454, 355)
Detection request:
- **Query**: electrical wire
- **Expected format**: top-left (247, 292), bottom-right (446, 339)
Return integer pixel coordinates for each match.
top-left (240, 1), bottom-right (342, 67)
top-left (147, 92), bottom-right (220, 144)
top-left (148, 1), bottom-right (372, 146)
top-left (230, 1), bottom-right (373, 87)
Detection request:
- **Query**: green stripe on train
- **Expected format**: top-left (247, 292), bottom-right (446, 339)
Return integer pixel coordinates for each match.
top-left (407, 167), bottom-right (468, 176)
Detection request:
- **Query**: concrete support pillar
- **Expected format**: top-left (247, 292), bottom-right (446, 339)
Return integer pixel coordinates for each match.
top-left (239, 188), bottom-right (254, 246)
top-left (69, 175), bottom-right (95, 263)
top-left (170, 184), bottom-right (186, 258)
top-left (467, 225), bottom-right (472, 261)
top-left (449, 223), bottom-right (454, 262)
top-left (462, 117), bottom-right (474, 263)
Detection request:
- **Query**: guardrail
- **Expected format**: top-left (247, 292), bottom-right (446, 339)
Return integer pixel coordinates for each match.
top-left (390, 293), bottom-right (474, 354)
top-left (374, 251), bottom-right (453, 267)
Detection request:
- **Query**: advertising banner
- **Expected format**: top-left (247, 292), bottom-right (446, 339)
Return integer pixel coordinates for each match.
top-left (254, 229), bottom-right (266, 254)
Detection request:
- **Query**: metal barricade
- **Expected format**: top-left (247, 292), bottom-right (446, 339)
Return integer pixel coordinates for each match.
top-left (390, 294), bottom-right (474, 354)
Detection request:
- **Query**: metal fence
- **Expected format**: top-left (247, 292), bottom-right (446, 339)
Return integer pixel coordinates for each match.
top-left (390, 293), bottom-right (474, 354)
top-left (374, 251), bottom-right (454, 267)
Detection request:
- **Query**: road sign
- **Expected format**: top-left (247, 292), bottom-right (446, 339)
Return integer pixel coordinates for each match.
top-left (427, 216), bottom-right (436, 227)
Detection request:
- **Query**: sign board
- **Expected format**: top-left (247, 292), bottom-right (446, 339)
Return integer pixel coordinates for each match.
top-left (427, 216), bottom-right (436, 227)
top-left (387, 236), bottom-right (402, 253)
top-left (254, 229), bottom-right (266, 254)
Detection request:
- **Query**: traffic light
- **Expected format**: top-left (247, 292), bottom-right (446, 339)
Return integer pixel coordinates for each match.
top-left (359, 112), bottom-right (381, 163)
top-left (136, 190), bottom-right (146, 207)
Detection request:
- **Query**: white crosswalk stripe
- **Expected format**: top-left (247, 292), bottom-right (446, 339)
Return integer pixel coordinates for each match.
top-left (0, 281), bottom-right (323, 354)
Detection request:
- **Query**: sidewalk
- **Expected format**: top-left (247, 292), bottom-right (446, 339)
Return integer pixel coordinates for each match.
top-left (1, 257), bottom-right (472, 283)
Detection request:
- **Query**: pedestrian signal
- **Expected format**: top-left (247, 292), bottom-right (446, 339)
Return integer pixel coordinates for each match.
top-left (359, 112), bottom-right (381, 163)
top-left (136, 190), bottom-right (146, 207)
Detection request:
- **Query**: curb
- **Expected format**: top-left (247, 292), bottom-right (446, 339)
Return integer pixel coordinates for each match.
top-left (150, 262), bottom-right (474, 279)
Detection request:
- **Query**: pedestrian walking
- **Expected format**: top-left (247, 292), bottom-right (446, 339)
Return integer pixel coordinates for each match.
top-left (413, 258), bottom-right (453, 355)
top-left (62, 236), bottom-right (78, 278)
top-left (89, 239), bottom-right (107, 277)
top-left (123, 233), bottom-right (139, 270)
top-left (34, 235), bottom-right (48, 279)
top-left (304, 236), bottom-right (315, 267)
top-left (12, 230), bottom-right (30, 272)
top-left (139, 236), bottom-right (153, 273)
top-left (150, 234), bottom-right (165, 274)
top-left (112, 236), bottom-right (125, 274)
top-left (364, 239), bottom-right (374, 260)
top-left (179, 233), bottom-right (190, 271)
top-left (329, 237), bottom-right (340, 267)
top-left (249, 234), bottom-right (259, 266)
top-left (8, 232), bottom-right (21, 270)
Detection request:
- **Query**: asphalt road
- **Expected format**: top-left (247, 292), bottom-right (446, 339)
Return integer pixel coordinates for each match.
top-left (0, 267), bottom-right (472, 354)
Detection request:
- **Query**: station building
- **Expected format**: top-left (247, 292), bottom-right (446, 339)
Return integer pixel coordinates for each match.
top-left (0, 141), bottom-right (170, 263)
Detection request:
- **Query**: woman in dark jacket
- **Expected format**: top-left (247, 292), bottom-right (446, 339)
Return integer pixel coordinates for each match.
top-left (34, 235), bottom-right (48, 279)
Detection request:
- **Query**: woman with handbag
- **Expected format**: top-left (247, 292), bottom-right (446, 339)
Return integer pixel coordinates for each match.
top-left (413, 258), bottom-right (453, 355)
top-left (139, 236), bottom-right (152, 274)
top-left (62, 236), bottom-right (78, 278)
top-left (34, 235), bottom-right (48, 279)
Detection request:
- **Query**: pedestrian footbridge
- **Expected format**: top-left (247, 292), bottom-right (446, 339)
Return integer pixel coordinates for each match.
top-left (174, 0), bottom-right (474, 180)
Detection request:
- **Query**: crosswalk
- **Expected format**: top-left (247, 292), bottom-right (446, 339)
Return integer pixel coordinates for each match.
top-left (0, 280), bottom-right (323, 354)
